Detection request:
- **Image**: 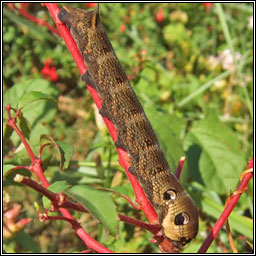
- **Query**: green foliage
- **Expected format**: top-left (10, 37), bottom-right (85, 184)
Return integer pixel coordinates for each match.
top-left (40, 134), bottom-right (74, 171)
top-left (3, 164), bottom-right (17, 178)
top-left (66, 185), bottom-right (118, 236)
top-left (3, 2), bottom-right (253, 253)
top-left (42, 180), bottom-right (70, 209)
top-left (184, 111), bottom-right (246, 194)
top-left (3, 78), bottom-right (59, 145)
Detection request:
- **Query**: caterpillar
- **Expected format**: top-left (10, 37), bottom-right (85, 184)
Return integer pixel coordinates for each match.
top-left (58, 5), bottom-right (198, 246)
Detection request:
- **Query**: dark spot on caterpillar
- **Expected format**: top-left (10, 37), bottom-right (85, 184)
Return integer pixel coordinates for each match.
top-left (130, 108), bottom-right (140, 116)
top-left (101, 45), bottom-right (112, 55)
top-left (174, 212), bottom-right (190, 225)
top-left (180, 237), bottom-right (191, 245)
top-left (156, 166), bottom-right (164, 172)
top-left (115, 75), bottom-right (126, 84)
top-left (145, 139), bottom-right (153, 147)
top-left (164, 189), bottom-right (177, 200)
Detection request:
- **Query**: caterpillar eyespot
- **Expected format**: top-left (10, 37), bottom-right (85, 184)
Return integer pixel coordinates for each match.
top-left (174, 212), bottom-right (190, 225)
top-left (58, 4), bottom-right (198, 247)
top-left (164, 189), bottom-right (177, 200)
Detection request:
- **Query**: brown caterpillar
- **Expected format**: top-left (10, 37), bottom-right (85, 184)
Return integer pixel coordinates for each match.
top-left (58, 5), bottom-right (198, 246)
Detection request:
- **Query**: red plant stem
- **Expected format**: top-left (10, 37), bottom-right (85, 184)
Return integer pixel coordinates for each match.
top-left (9, 166), bottom-right (30, 172)
top-left (5, 105), bottom-right (49, 186)
top-left (45, 3), bottom-right (159, 225)
top-left (31, 159), bottom-right (50, 187)
top-left (15, 5), bottom-right (60, 36)
top-left (198, 165), bottom-right (253, 253)
top-left (61, 202), bottom-right (88, 213)
top-left (5, 105), bottom-right (36, 163)
top-left (15, 174), bottom-right (160, 235)
top-left (6, 108), bottom-right (112, 252)
top-left (58, 208), bottom-right (113, 253)
top-left (80, 249), bottom-right (93, 253)
top-left (118, 214), bottom-right (161, 234)
top-left (15, 174), bottom-right (53, 196)
top-left (247, 157), bottom-right (253, 169)
top-left (118, 193), bottom-right (141, 210)
top-left (16, 174), bottom-right (160, 234)
top-left (175, 156), bottom-right (186, 179)
top-left (15, 175), bottom-right (89, 213)
top-left (44, 3), bottom-right (85, 74)
top-left (40, 215), bottom-right (81, 229)
top-left (38, 143), bottom-right (51, 160)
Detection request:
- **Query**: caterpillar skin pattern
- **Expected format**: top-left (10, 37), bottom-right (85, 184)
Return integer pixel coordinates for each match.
top-left (58, 5), bottom-right (198, 246)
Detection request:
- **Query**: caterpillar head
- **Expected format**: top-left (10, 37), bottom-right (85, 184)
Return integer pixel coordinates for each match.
top-left (58, 5), bottom-right (102, 64)
top-left (58, 5), bottom-right (100, 31)
top-left (161, 188), bottom-right (198, 246)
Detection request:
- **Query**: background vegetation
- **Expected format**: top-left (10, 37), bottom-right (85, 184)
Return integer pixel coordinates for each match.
top-left (3, 2), bottom-right (253, 253)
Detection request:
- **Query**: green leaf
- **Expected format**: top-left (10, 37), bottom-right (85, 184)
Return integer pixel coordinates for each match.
top-left (184, 112), bottom-right (247, 194)
top-left (3, 164), bottom-right (16, 178)
top-left (18, 91), bottom-right (57, 109)
top-left (3, 164), bottom-right (31, 184)
top-left (48, 180), bottom-right (70, 193)
top-left (3, 7), bottom-right (57, 43)
top-left (56, 141), bottom-right (74, 170)
top-left (17, 112), bottom-right (31, 140)
top-left (3, 78), bottom-right (59, 144)
top-left (3, 121), bottom-right (13, 144)
top-left (40, 135), bottom-right (74, 171)
top-left (43, 181), bottom-right (70, 209)
top-left (192, 182), bottom-right (253, 240)
top-left (16, 230), bottom-right (40, 253)
top-left (40, 133), bottom-right (53, 146)
top-left (66, 185), bottom-right (118, 236)
top-left (111, 186), bottom-right (129, 197)
top-left (202, 197), bottom-right (253, 240)
top-left (34, 202), bottom-right (40, 212)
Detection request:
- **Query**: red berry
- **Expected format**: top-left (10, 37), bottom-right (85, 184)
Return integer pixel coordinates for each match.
top-left (120, 24), bottom-right (126, 32)
top-left (85, 3), bottom-right (97, 8)
top-left (202, 3), bottom-right (213, 12)
top-left (156, 9), bottom-right (164, 23)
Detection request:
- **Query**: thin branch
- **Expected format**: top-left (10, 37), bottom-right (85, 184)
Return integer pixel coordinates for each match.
top-left (118, 214), bottom-right (161, 234)
top-left (16, 173), bottom-right (163, 236)
top-left (118, 193), bottom-right (141, 210)
top-left (198, 160), bottom-right (253, 253)
top-left (13, 4), bottom-right (61, 36)
top-left (6, 102), bottom-right (113, 253)
top-left (14, 174), bottom-right (89, 213)
top-left (30, 159), bottom-right (50, 187)
top-left (39, 213), bottom-right (81, 230)
top-left (38, 143), bottom-right (51, 160)
top-left (175, 156), bottom-right (186, 179)
top-left (13, 173), bottom-right (112, 253)
top-left (5, 105), bottom-right (37, 163)
top-left (80, 249), bottom-right (93, 253)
